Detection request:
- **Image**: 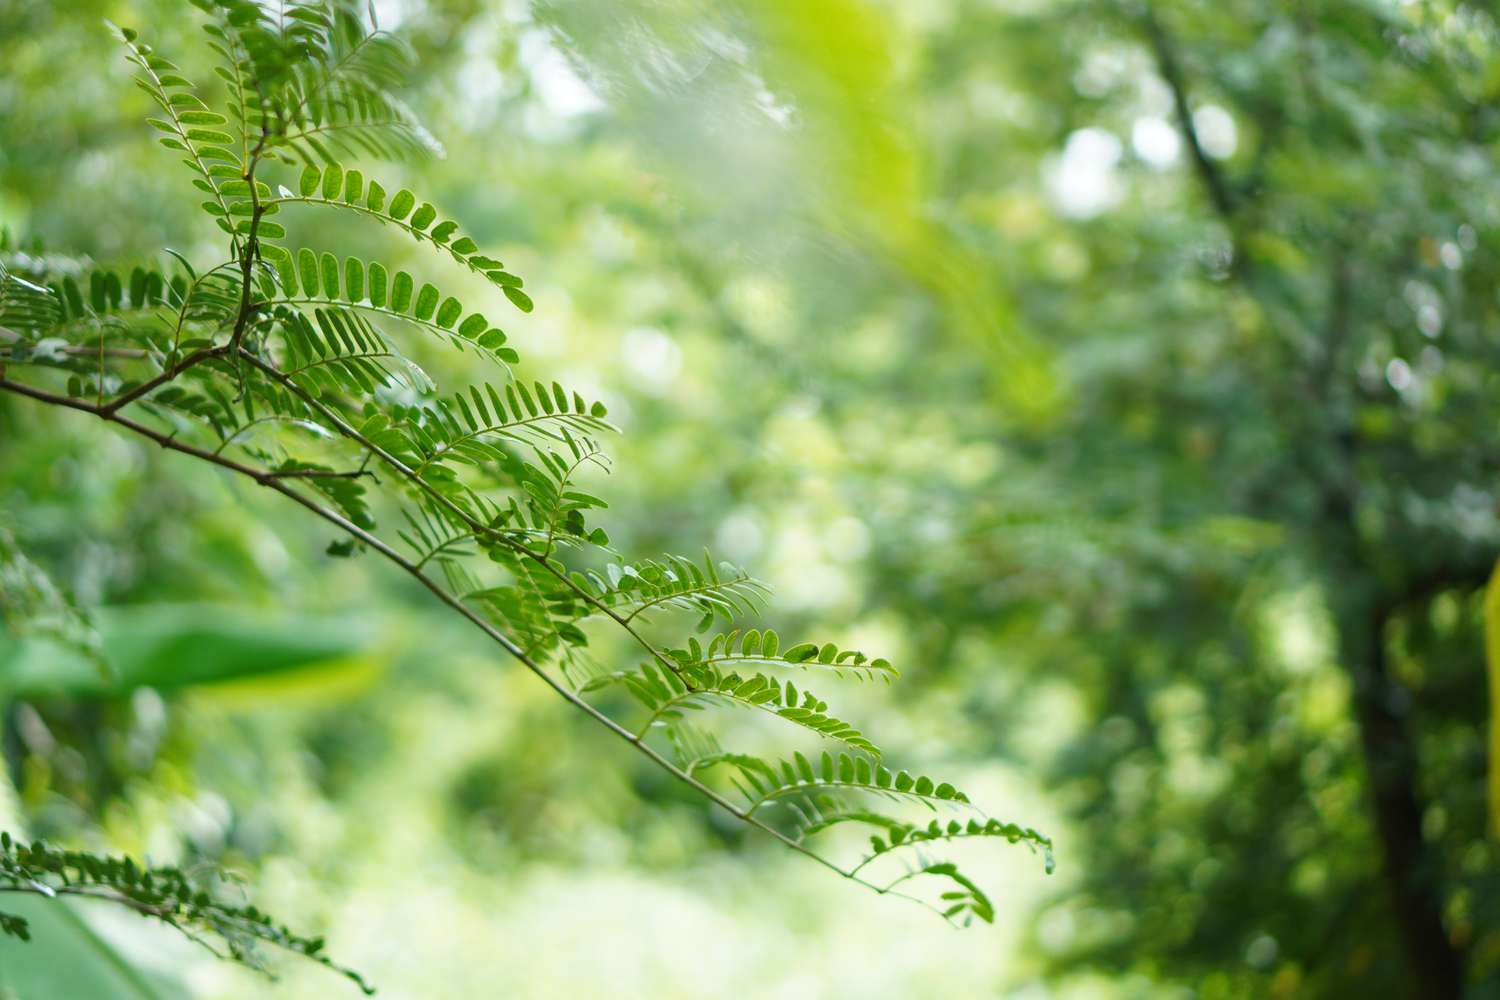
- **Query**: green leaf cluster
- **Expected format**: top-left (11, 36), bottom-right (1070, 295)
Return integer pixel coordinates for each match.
top-left (0, 2), bottom-right (1052, 983)
top-left (0, 832), bottom-right (371, 994)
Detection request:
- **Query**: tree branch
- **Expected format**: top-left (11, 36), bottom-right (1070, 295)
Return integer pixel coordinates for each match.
top-left (0, 375), bottom-right (940, 915)
top-left (233, 348), bottom-right (697, 682)
top-left (1139, 3), bottom-right (1236, 221)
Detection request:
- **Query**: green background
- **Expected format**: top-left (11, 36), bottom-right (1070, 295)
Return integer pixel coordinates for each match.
top-left (2, 0), bottom-right (1498, 996)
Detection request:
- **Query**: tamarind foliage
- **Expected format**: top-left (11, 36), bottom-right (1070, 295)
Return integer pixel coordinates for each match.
top-left (0, 1), bottom-right (1049, 987)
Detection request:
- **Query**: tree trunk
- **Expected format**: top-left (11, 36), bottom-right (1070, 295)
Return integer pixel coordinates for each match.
top-left (1338, 590), bottom-right (1465, 997)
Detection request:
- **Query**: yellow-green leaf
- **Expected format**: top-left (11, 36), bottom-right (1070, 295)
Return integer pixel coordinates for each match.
top-left (297, 248), bottom-right (318, 297)
top-left (320, 252), bottom-right (340, 299)
top-left (390, 271), bottom-right (413, 313)
top-left (389, 189), bottom-right (415, 221)
top-left (368, 262), bottom-right (388, 308)
top-left (321, 163), bottom-right (343, 201)
top-left (414, 283), bottom-right (438, 321)
top-left (344, 257), bottom-right (364, 303)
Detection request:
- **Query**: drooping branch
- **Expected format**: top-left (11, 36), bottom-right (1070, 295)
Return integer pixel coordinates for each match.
top-left (231, 347), bottom-right (700, 682)
top-left (0, 833), bottom-right (374, 993)
top-left (0, 2), bottom-right (1053, 953)
top-left (0, 374), bottom-right (946, 917)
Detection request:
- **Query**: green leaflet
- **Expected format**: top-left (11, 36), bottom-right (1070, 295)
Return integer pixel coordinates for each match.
top-left (400, 381), bottom-right (613, 474)
top-left (320, 251), bottom-right (339, 299)
top-left (569, 554), bottom-right (769, 631)
top-left (344, 257), bottom-right (364, 302)
top-left (585, 661), bottom-right (882, 756)
top-left (410, 202), bottom-right (436, 230)
top-left (503, 286), bottom-right (534, 313)
top-left (276, 307), bottom-right (433, 395)
top-left (391, 269), bottom-right (413, 312)
top-left (297, 247), bottom-right (318, 297)
top-left (368, 261), bottom-right (388, 307)
top-left (261, 163), bottom-right (528, 294)
top-left (259, 245), bottom-right (518, 366)
top-left (674, 629), bottom-right (898, 680)
top-left (321, 162), bottom-right (343, 200)
top-left (414, 282), bottom-right (437, 321)
top-left (0, 834), bottom-right (372, 993)
top-left (119, 25), bottom-right (240, 234)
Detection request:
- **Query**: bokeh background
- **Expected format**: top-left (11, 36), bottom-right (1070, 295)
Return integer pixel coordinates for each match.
top-left (2, 0), bottom-right (1499, 997)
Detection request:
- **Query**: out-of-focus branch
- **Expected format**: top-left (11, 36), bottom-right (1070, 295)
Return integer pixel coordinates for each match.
top-left (1138, 3), bottom-right (1236, 221)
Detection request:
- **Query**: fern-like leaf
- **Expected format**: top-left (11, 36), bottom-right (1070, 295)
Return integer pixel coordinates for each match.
top-left (273, 304), bottom-right (433, 393)
top-left (116, 25), bottom-right (242, 236)
top-left (576, 554), bottom-right (769, 629)
top-left (584, 662), bottom-right (881, 755)
top-left (695, 750), bottom-right (967, 815)
top-left (0, 7), bottom-right (1054, 968)
top-left (264, 163), bottom-right (528, 294)
top-left (259, 246), bottom-right (518, 366)
top-left (403, 382), bottom-right (613, 476)
top-left (0, 834), bottom-right (371, 993)
top-left (673, 628), bottom-right (898, 680)
top-left (191, 0), bottom-right (441, 163)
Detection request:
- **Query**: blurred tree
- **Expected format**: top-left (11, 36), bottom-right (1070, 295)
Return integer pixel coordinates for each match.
top-left (539, 0), bottom-right (1500, 995)
top-left (1002, 4), bottom-right (1499, 995)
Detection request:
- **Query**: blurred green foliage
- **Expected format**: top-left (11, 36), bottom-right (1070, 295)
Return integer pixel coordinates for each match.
top-left (2, 0), bottom-right (1499, 997)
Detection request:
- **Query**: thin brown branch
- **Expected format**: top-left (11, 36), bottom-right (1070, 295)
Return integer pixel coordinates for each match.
top-left (266, 468), bottom-right (373, 481)
top-left (100, 344), bottom-right (227, 414)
